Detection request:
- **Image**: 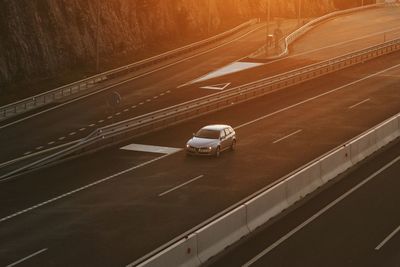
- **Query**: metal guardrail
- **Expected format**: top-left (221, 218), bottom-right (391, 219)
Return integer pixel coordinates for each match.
top-left (2, 36), bottom-right (400, 181)
top-left (0, 19), bottom-right (258, 121)
top-left (250, 3), bottom-right (385, 59)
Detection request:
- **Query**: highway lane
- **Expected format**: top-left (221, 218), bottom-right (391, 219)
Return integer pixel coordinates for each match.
top-left (209, 136), bottom-right (400, 267)
top-left (1, 50), bottom-right (400, 266)
top-left (1, 6), bottom-right (400, 166)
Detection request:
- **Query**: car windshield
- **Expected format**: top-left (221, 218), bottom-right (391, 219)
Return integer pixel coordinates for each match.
top-left (195, 129), bottom-right (220, 139)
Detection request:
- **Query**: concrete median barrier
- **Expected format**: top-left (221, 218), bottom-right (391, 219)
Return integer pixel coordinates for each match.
top-left (375, 116), bottom-right (400, 149)
top-left (245, 181), bottom-right (288, 232)
top-left (349, 130), bottom-right (377, 165)
top-left (320, 145), bottom-right (352, 183)
top-left (195, 205), bottom-right (249, 263)
top-left (285, 162), bottom-right (322, 206)
top-left (135, 234), bottom-right (200, 267)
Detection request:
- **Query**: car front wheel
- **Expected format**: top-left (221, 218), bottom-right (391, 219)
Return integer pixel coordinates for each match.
top-left (230, 140), bottom-right (236, 151)
top-left (215, 146), bottom-right (221, 158)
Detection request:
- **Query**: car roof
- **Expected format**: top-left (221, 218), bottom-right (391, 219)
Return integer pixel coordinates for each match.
top-left (201, 124), bottom-right (232, 131)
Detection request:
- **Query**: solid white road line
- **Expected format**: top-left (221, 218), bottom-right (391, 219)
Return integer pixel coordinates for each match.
top-left (243, 155), bottom-right (400, 267)
top-left (272, 130), bottom-right (302, 144)
top-left (235, 63), bottom-right (400, 130)
top-left (375, 224), bottom-right (400, 250)
top-left (0, 152), bottom-right (181, 223)
top-left (6, 248), bottom-right (48, 267)
top-left (348, 98), bottom-right (370, 109)
top-left (158, 175), bottom-right (204, 197)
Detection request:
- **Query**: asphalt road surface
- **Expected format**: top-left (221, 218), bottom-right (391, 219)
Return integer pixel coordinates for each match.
top-left (1, 45), bottom-right (400, 266)
top-left (1, 6), bottom-right (399, 166)
top-left (209, 137), bottom-right (400, 267)
top-left (2, 5), bottom-right (400, 267)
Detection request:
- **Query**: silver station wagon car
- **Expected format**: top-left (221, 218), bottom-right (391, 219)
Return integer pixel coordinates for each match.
top-left (186, 124), bottom-right (236, 157)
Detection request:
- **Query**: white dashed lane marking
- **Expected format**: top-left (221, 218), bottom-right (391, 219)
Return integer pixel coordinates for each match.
top-left (58, 137), bottom-right (66, 140)
top-left (69, 132), bottom-right (76, 136)
top-left (6, 248), bottom-right (48, 267)
top-left (48, 141), bottom-right (55, 145)
top-left (348, 98), bottom-right (370, 109)
top-left (272, 130), bottom-right (303, 144)
top-left (89, 124), bottom-right (96, 127)
top-left (23, 151), bottom-right (32, 156)
top-left (158, 175), bottom-right (205, 197)
top-left (35, 146), bottom-right (43, 150)
top-left (98, 120), bottom-right (104, 123)
top-left (79, 128), bottom-right (86, 131)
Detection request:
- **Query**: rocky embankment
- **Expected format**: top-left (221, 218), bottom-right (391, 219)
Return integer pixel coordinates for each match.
top-left (0, 0), bottom-right (367, 100)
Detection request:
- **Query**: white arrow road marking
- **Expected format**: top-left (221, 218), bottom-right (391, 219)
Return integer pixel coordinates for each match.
top-left (200, 82), bottom-right (231, 90)
top-left (191, 62), bottom-right (263, 84)
top-left (120, 144), bottom-right (182, 155)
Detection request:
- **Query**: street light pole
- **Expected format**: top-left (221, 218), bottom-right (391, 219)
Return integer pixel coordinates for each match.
top-left (96, 0), bottom-right (100, 73)
top-left (298, 0), bottom-right (302, 26)
top-left (266, 0), bottom-right (270, 43)
top-left (208, 0), bottom-right (211, 35)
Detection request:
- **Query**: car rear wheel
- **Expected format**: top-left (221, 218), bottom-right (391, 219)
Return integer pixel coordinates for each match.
top-left (230, 140), bottom-right (236, 151)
